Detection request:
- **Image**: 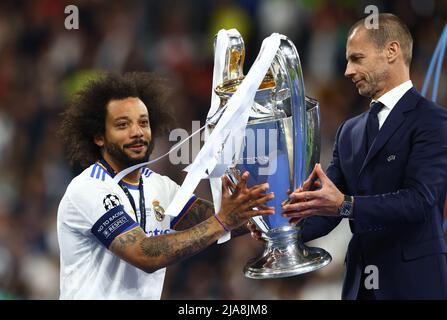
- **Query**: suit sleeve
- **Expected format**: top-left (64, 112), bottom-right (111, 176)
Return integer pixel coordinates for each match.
top-left (302, 121), bottom-right (346, 242)
top-left (353, 106), bottom-right (447, 234)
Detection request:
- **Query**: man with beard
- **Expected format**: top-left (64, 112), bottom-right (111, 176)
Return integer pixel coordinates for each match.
top-left (57, 72), bottom-right (274, 299)
top-left (248, 13), bottom-right (447, 299)
top-left (286, 13), bottom-right (447, 299)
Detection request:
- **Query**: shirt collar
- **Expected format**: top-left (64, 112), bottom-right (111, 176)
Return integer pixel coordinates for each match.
top-left (371, 80), bottom-right (413, 111)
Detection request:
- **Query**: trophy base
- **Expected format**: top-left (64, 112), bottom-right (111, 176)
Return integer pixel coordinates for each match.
top-left (243, 231), bottom-right (332, 279)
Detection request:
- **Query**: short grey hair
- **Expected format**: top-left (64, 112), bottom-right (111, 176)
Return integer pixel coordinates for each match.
top-left (348, 13), bottom-right (413, 66)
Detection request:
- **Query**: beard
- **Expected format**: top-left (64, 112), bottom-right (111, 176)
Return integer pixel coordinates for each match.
top-left (357, 68), bottom-right (388, 99)
top-left (105, 138), bottom-right (154, 168)
top-left (358, 83), bottom-right (375, 98)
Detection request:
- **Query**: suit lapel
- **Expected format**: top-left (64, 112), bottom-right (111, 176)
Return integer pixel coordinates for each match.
top-left (359, 87), bottom-right (420, 175)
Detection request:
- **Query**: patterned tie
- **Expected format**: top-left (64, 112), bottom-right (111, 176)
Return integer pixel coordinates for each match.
top-left (366, 101), bottom-right (384, 150)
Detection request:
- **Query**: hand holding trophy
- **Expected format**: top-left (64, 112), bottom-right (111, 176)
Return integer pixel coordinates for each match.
top-left (206, 30), bottom-right (332, 279)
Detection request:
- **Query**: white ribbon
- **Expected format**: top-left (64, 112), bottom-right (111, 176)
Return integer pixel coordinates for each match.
top-left (164, 32), bottom-right (281, 231)
top-left (206, 29), bottom-right (233, 243)
top-left (112, 32), bottom-right (282, 244)
top-left (112, 123), bottom-right (206, 184)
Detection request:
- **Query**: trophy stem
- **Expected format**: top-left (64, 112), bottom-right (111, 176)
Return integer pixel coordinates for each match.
top-left (243, 226), bottom-right (332, 279)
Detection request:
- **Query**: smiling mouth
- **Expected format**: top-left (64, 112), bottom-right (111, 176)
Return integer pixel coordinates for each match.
top-left (127, 144), bottom-right (146, 152)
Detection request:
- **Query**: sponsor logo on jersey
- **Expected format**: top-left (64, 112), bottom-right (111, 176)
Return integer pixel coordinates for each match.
top-left (146, 228), bottom-right (171, 236)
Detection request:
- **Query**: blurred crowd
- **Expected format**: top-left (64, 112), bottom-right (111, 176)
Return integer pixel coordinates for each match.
top-left (0, 0), bottom-right (446, 300)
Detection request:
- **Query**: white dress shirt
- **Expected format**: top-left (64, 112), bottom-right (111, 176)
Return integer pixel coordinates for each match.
top-left (371, 80), bottom-right (413, 129)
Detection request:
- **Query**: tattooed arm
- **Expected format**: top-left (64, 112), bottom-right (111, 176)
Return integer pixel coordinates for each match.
top-left (174, 198), bottom-right (214, 231)
top-left (174, 198), bottom-right (249, 237)
top-left (109, 173), bottom-right (274, 273)
top-left (110, 218), bottom-right (225, 273)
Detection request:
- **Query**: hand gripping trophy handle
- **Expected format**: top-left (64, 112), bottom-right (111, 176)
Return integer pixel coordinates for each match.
top-left (208, 30), bottom-right (331, 279)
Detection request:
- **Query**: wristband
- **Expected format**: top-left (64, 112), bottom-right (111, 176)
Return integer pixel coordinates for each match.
top-left (213, 214), bottom-right (230, 232)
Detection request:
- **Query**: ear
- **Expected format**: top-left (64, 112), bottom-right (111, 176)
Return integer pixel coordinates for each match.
top-left (386, 41), bottom-right (400, 63)
top-left (94, 135), bottom-right (105, 148)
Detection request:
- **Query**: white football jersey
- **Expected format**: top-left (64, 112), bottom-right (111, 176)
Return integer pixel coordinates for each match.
top-left (57, 162), bottom-right (197, 300)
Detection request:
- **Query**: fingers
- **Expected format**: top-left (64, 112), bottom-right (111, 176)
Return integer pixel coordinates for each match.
top-left (287, 179), bottom-right (321, 205)
top-left (247, 221), bottom-right (263, 241)
top-left (283, 208), bottom-right (319, 219)
top-left (231, 172), bottom-right (271, 201)
top-left (247, 183), bottom-right (270, 199)
top-left (315, 163), bottom-right (330, 184)
top-left (247, 220), bottom-right (257, 232)
top-left (251, 229), bottom-right (263, 241)
top-left (247, 192), bottom-right (275, 209)
top-left (303, 165), bottom-right (317, 190)
top-left (221, 175), bottom-right (239, 198)
top-left (282, 199), bottom-right (317, 213)
top-left (289, 190), bottom-right (320, 202)
top-left (282, 198), bottom-right (321, 219)
top-left (237, 180), bottom-right (273, 209)
top-left (220, 175), bottom-right (231, 197)
top-left (244, 208), bottom-right (275, 217)
top-left (254, 204), bottom-right (274, 211)
top-left (234, 171), bottom-right (249, 194)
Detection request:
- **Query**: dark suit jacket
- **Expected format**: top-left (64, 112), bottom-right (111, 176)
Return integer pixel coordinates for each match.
top-left (302, 88), bottom-right (447, 299)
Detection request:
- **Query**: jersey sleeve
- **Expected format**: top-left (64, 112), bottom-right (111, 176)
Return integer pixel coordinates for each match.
top-left (170, 194), bottom-right (199, 229)
top-left (66, 178), bottom-right (139, 249)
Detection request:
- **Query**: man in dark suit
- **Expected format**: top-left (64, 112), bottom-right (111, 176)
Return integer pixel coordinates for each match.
top-left (280, 13), bottom-right (447, 299)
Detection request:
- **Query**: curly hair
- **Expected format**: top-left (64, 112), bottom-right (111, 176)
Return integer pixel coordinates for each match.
top-left (59, 72), bottom-right (175, 168)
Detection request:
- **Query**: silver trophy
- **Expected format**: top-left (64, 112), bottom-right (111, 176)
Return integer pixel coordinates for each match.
top-left (207, 31), bottom-right (331, 279)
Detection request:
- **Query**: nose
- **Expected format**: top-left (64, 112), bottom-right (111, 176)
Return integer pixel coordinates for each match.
top-left (344, 61), bottom-right (355, 79)
top-left (130, 123), bottom-right (144, 138)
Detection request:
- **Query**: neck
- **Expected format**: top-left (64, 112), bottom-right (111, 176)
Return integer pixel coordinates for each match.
top-left (373, 66), bottom-right (410, 100)
top-left (101, 154), bottom-right (141, 184)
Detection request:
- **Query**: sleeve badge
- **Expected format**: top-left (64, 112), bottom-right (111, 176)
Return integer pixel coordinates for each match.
top-left (103, 194), bottom-right (121, 211)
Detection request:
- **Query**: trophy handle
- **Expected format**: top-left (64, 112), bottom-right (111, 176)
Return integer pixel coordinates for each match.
top-left (274, 37), bottom-right (307, 192)
top-left (305, 96), bottom-right (321, 179)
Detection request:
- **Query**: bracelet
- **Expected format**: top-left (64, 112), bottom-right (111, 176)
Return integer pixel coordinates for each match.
top-left (213, 214), bottom-right (230, 232)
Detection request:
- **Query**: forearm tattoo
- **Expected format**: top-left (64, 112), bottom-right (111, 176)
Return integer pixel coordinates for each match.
top-left (117, 230), bottom-right (138, 246)
top-left (111, 227), bottom-right (145, 252)
top-left (111, 220), bottom-right (221, 270)
top-left (174, 198), bottom-right (215, 231)
top-left (111, 198), bottom-right (236, 270)
top-left (140, 218), bottom-right (217, 264)
top-left (175, 197), bottom-right (248, 237)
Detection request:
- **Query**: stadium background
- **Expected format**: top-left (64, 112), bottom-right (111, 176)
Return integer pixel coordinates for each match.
top-left (0, 0), bottom-right (445, 299)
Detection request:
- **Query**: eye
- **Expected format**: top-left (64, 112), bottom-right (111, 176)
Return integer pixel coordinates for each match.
top-left (348, 54), bottom-right (364, 63)
top-left (116, 122), bottom-right (128, 129)
top-left (140, 119), bottom-right (150, 127)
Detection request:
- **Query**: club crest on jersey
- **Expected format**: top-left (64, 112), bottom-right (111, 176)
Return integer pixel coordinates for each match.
top-left (103, 194), bottom-right (121, 211)
top-left (152, 200), bottom-right (165, 222)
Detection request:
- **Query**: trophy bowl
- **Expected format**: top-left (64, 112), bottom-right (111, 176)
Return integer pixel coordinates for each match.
top-left (209, 31), bottom-right (331, 279)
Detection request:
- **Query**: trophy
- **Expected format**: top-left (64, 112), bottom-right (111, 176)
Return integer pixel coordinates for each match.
top-left (207, 31), bottom-right (332, 279)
